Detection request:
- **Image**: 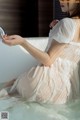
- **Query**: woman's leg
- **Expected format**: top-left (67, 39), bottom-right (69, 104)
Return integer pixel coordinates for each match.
top-left (0, 79), bottom-right (17, 97)
top-left (1, 79), bottom-right (16, 90)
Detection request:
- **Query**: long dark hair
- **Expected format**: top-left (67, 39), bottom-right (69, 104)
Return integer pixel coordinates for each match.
top-left (68, 3), bottom-right (80, 18)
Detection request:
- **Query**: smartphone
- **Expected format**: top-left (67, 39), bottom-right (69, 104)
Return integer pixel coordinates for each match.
top-left (0, 27), bottom-right (5, 41)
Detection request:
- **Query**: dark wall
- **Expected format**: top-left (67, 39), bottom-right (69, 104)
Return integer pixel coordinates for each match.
top-left (20, 0), bottom-right (38, 37)
top-left (21, 0), bottom-right (53, 37)
top-left (0, 0), bottom-right (22, 35)
top-left (0, 0), bottom-right (38, 37)
top-left (38, 0), bottom-right (53, 36)
top-left (0, 0), bottom-right (53, 37)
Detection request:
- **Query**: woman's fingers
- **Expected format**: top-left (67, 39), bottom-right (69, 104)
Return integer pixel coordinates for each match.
top-left (7, 35), bottom-right (17, 40)
top-left (2, 39), bottom-right (13, 46)
top-left (49, 19), bottom-right (59, 28)
top-left (1, 35), bottom-right (15, 46)
top-left (1, 34), bottom-right (7, 40)
top-left (2, 35), bottom-right (25, 46)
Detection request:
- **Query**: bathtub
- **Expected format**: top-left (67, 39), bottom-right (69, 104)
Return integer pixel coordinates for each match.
top-left (0, 37), bottom-right (80, 120)
top-left (0, 37), bottom-right (48, 83)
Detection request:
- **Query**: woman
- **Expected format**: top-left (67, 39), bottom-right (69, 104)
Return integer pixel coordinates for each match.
top-left (1, 0), bottom-right (80, 104)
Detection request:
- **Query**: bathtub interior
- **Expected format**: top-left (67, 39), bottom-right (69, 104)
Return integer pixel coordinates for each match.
top-left (0, 37), bottom-right (80, 120)
top-left (0, 37), bottom-right (48, 83)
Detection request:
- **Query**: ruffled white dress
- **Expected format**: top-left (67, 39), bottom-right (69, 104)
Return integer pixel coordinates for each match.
top-left (9, 18), bottom-right (80, 104)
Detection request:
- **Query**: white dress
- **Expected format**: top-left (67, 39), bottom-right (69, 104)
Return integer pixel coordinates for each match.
top-left (9, 18), bottom-right (80, 104)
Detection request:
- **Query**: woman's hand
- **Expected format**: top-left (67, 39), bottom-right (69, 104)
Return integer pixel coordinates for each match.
top-left (49, 19), bottom-right (59, 28)
top-left (2, 35), bottom-right (25, 46)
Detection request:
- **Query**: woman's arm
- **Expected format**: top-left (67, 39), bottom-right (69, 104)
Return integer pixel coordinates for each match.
top-left (47, 40), bottom-right (66, 65)
top-left (2, 35), bottom-right (66, 66)
top-left (21, 39), bottom-right (66, 66)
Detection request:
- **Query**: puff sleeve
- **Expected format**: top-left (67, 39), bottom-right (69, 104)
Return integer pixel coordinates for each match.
top-left (49, 18), bottom-right (76, 43)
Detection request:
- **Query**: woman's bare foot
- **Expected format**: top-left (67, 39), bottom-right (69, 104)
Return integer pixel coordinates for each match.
top-left (0, 79), bottom-right (19, 98)
top-left (0, 89), bottom-right (8, 98)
